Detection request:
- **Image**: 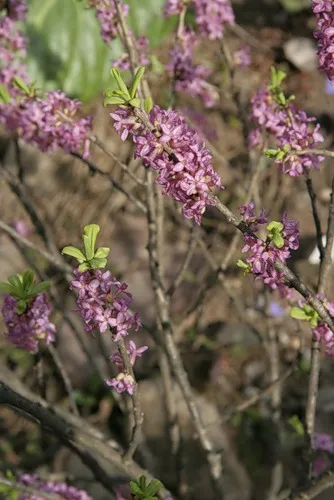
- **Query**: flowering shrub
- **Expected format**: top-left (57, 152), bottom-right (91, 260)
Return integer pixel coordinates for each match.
top-left (1, 0), bottom-right (334, 499)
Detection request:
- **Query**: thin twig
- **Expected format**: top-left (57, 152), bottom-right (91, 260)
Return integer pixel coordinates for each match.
top-left (282, 470), bottom-right (334, 500)
top-left (305, 172), bottom-right (324, 262)
top-left (291, 148), bottom-right (334, 159)
top-left (70, 151), bottom-right (147, 215)
top-left (47, 344), bottom-right (80, 417)
top-left (305, 176), bottom-right (334, 465)
top-left (117, 338), bottom-right (144, 462)
top-left (168, 226), bottom-right (199, 296)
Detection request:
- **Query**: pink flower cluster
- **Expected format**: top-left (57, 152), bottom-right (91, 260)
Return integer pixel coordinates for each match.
top-left (91, 0), bottom-right (129, 45)
top-left (70, 269), bottom-right (146, 395)
top-left (311, 298), bottom-right (334, 356)
top-left (19, 473), bottom-right (92, 500)
top-left (1, 293), bottom-right (56, 353)
top-left (164, 0), bottom-right (235, 39)
top-left (167, 29), bottom-right (218, 107)
top-left (233, 45), bottom-right (251, 68)
top-left (5, 0), bottom-right (28, 21)
top-left (312, 0), bottom-right (334, 83)
top-left (312, 432), bottom-right (334, 476)
top-left (0, 16), bottom-right (28, 94)
top-left (249, 87), bottom-right (324, 176)
top-left (164, 0), bottom-right (184, 16)
top-left (114, 35), bottom-right (150, 71)
top-left (111, 105), bottom-right (223, 224)
top-left (240, 203), bottom-right (300, 295)
top-left (0, 91), bottom-right (92, 158)
top-left (193, 0), bottom-right (235, 40)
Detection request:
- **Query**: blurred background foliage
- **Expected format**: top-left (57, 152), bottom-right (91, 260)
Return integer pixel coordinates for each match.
top-left (25, 0), bottom-right (176, 102)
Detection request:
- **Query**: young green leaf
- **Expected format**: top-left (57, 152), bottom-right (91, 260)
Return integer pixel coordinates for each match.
top-left (89, 257), bottom-right (107, 269)
top-left (30, 281), bottom-right (51, 295)
top-left (110, 68), bottom-right (130, 99)
top-left (94, 247), bottom-right (110, 259)
top-left (103, 95), bottom-right (126, 107)
top-left (128, 97), bottom-right (141, 108)
top-left (290, 307), bottom-right (307, 321)
top-left (144, 96), bottom-right (153, 114)
top-left (129, 67), bottom-right (145, 98)
top-left (78, 262), bottom-right (90, 272)
top-left (0, 84), bottom-right (11, 104)
top-left (16, 299), bottom-right (28, 314)
top-left (145, 479), bottom-right (163, 496)
top-left (22, 269), bottom-right (35, 290)
top-left (0, 282), bottom-right (16, 294)
top-left (61, 246), bottom-right (86, 262)
top-left (129, 481), bottom-right (144, 496)
top-left (83, 224), bottom-right (100, 261)
top-left (13, 76), bottom-right (30, 95)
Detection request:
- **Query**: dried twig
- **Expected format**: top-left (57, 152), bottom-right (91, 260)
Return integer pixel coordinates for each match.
top-left (305, 172), bottom-right (324, 262)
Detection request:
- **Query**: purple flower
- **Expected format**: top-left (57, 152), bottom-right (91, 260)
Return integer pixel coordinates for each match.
top-left (90, 0), bottom-right (129, 45)
top-left (6, 0), bottom-right (28, 21)
top-left (0, 91), bottom-right (92, 158)
top-left (114, 35), bottom-right (150, 71)
top-left (1, 293), bottom-right (56, 353)
top-left (111, 105), bottom-right (223, 224)
top-left (313, 433), bottom-right (334, 453)
top-left (269, 301), bottom-right (286, 318)
top-left (233, 45), bottom-right (251, 68)
top-left (166, 29), bottom-right (218, 107)
top-left (164, 0), bottom-right (184, 16)
top-left (70, 269), bottom-right (141, 338)
top-left (240, 204), bottom-right (300, 295)
top-left (106, 372), bottom-right (136, 395)
top-left (325, 78), bottom-right (334, 94)
top-left (193, 0), bottom-right (235, 40)
top-left (19, 473), bottom-right (92, 499)
top-left (312, 1), bottom-right (334, 83)
top-left (249, 87), bottom-right (324, 176)
top-left (110, 340), bottom-right (148, 367)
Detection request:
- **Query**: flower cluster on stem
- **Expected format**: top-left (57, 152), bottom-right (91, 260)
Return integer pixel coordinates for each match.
top-left (312, 0), bottom-right (334, 84)
top-left (249, 84), bottom-right (324, 176)
top-left (90, 0), bottom-right (129, 45)
top-left (164, 0), bottom-right (235, 40)
top-left (111, 104), bottom-right (223, 224)
top-left (64, 225), bottom-right (147, 396)
top-left (4, 0), bottom-right (28, 21)
top-left (19, 473), bottom-right (92, 500)
top-left (0, 2), bottom-right (93, 159)
top-left (2, 293), bottom-right (56, 353)
top-left (167, 28), bottom-right (218, 107)
top-left (238, 202), bottom-right (300, 296)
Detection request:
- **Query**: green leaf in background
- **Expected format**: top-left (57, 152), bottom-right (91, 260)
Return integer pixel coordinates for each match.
top-left (25, 0), bottom-right (176, 102)
top-left (127, 0), bottom-right (177, 47)
top-left (279, 0), bottom-right (310, 13)
top-left (26, 0), bottom-right (121, 102)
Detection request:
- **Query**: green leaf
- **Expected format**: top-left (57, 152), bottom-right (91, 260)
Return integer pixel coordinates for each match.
top-left (144, 96), bottom-right (153, 114)
top-left (13, 76), bottom-right (31, 95)
top-left (94, 247), bottom-right (110, 259)
top-left (103, 95), bottom-right (126, 106)
top-left (145, 479), bottom-right (163, 496)
top-left (265, 149), bottom-right (280, 158)
top-left (83, 224), bottom-right (100, 261)
top-left (129, 67), bottom-right (145, 98)
top-left (130, 481), bottom-right (144, 496)
top-left (128, 97), bottom-right (141, 108)
top-left (290, 307), bottom-right (307, 321)
top-left (26, 0), bottom-right (121, 102)
top-left (0, 282), bottom-right (16, 294)
top-left (0, 84), bottom-right (11, 104)
top-left (30, 280), bottom-right (51, 295)
top-left (7, 274), bottom-right (25, 297)
top-left (236, 259), bottom-right (249, 269)
top-left (139, 475), bottom-right (147, 490)
top-left (17, 299), bottom-right (28, 314)
top-left (22, 269), bottom-right (35, 290)
top-left (78, 262), bottom-right (90, 272)
top-left (288, 415), bottom-right (304, 436)
top-left (110, 68), bottom-right (130, 98)
top-left (127, 0), bottom-right (177, 47)
top-left (89, 257), bottom-right (107, 269)
top-left (279, 0), bottom-right (310, 13)
top-left (62, 246), bottom-right (86, 262)
top-left (272, 233), bottom-right (284, 249)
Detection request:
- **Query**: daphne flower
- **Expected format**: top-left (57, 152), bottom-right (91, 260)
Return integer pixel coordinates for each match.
top-left (106, 372), bottom-right (136, 395)
top-left (193, 0), bottom-right (235, 40)
top-left (312, 0), bottom-right (334, 83)
top-left (2, 293), bottom-right (56, 353)
top-left (19, 473), bottom-right (92, 499)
